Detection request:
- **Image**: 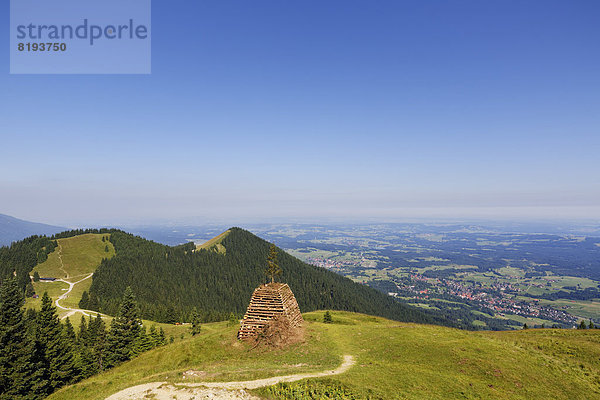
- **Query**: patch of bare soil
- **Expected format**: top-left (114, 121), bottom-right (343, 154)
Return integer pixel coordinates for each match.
top-left (110, 384), bottom-right (261, 400)
top-left (182, 370), bottom-right (219, 380)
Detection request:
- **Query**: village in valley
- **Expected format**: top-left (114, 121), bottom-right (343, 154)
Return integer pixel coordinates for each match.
top-left (249, 223), bottom-right (600, 330)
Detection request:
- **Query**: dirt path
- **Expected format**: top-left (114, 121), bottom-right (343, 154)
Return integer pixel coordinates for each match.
top-left (36, 242), bottom-right (108, 320)
top-left (105, 355), bottom-right (355, 400)
top-left (54, 273), bottom-right (98, 319)
top-left (57, 242), bottom-right (69, 279)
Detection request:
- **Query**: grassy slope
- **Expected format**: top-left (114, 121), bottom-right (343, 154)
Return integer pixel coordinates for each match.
top-left (49, 311), bottom-right (600, 400)
top-left (24, 281), bottom-right (69, 310)
top-left (195, 229), bottom-right (230, 254)
top-left (49, 320), bottom-right (340, 400)
top-left (28, 233), bottom-right (115, 312)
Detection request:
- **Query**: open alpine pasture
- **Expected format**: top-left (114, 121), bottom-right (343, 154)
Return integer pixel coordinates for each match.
top-left (49, 311), bottom-right (600, 400)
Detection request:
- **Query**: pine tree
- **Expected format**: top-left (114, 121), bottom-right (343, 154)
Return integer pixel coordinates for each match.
top-left (79, 291), bottom-right (89, 310)
top-left (87, 292), bottom-right (99, 310)
top-left (74, 316), bottom-right (96, 379)
top-left (578, 320), bottom-right (587, 329)
top-left (77, 316), bottom-right (88, 345)
top-left (158, 328), bottom-right (166, 346)
top-left (190, 308), bottom-right (202, 336)
top-left (589, 321), bottom-right (595, 329)
top-left (25, 281), bottom-right (35, 298)
top-left (0, 276), bottom-right (37, 399)
top-left (104, 287), bottom-right (142, 368)
top-left (227, 312), bottom-right (238, 327)
top-left (265, 244), bottom-right (282, 283)
top-left (37, 292), bottom-right (79, 391)
top-left (23, 308), bottom-right (38, 338)
top-left (63, 318), bottom-right (76, 342)
top-left (132, 327), bottom-right (152, 356)
top-left (523, 323), bottom-right (528, 329)
top-left (28, 337), bottom-right (51, 399)
top-left (147, 325), bottom-right (159, 348)
top-left (323, 311), bottom-right (333, 323)
top-left (89, 314), bottom-right (106, 372)
top-left (33, 271), bottom-right (40, 282)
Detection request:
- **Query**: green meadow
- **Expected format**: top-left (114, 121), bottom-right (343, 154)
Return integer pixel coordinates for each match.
top-left (49, 311), bottom-right (600, 400)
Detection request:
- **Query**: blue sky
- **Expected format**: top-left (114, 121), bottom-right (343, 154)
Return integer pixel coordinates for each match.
top-left (1, 1), bottom-right (599, 225)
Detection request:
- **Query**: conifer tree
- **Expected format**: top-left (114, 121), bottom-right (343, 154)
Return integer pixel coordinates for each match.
top-left (0, 276), bottom-right (37, 399)
top-left (148, 325), bottom-right (159, 347)
top-left (25, 281), bottom-right (35, 298)
top-left (265, 244), bottom-right (282, 283)
top-left (74, 316), bottom-right (96, 379)
top-left (33, 271), bottom-right (40, 282)
top-left (159, 327), bottom-right (166, 346)
top-left (104, 287), bottom-right (142, 368)
top-left (28, 337), bottom-right (51, 399)
top-left (132, 326), bottom-right (152, 356)
top-left (227, 312), bottom-right (238, 327)
top-left (37, 292), bottom-right (78, 391)
top-left (77, 316), bottom-right (88, 345)
top-left (190, 308), bottom-right (202, 336)
top-left (79, 291), bottom-right (89, 310)
top-left (23, 308), bottom-right (38, 338)
top-left (89, 314), bottom-right (106, 372)
top-left (63, 318), bottom-right (76, 342)
top-left (323, 311), bottom-right (333, 324)
top-left (87, 292), bottom-right (99, 310)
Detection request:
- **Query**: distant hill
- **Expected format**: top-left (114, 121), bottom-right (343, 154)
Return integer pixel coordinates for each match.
top-left (86, 228), bottom-right (460, 327)
top-left (0, 213), bottom-right (65, 246)
top-left (1, 227), bottom-right (462, 328)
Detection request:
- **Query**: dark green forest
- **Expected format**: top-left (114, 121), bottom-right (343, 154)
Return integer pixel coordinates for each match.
top-left (0, 228), bottom-right (116, 293)
top-left (85, 228), bottom-right (458, 327)
top-left (0, 277), bottom-right (164, 399)
top-left (0, 235), bottom-right (57, 292)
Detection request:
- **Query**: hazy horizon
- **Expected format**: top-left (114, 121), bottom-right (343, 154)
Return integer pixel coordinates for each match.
top-left (4, 209), bottom-right (600, 232)
top-left (2, 1), bottom-right (599, 224)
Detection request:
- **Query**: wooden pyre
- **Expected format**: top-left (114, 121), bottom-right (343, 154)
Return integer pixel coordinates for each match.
top-left (237, 283), bottom-right (303, 340)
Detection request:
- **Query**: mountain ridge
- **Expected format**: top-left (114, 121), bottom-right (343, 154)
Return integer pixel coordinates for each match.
top-left (85, 227), bottom-right (460, 327)
top-left (0, 213), bottom-right (65, 246)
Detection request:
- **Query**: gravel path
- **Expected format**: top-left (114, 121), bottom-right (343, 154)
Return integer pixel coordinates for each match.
top-left (105, 355), bottom-right (355, 400)
top-left (54, 273), bottom-right (96, 319)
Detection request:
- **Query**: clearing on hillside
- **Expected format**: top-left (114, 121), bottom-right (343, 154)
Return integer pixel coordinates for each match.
top-left (195, 229), bottom-right (230, 254)
top-left (29, 233), bottom-right (115, 313)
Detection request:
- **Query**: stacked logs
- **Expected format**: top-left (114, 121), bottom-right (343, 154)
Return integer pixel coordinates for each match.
top-left (237, 283), bottom-right (303, 340)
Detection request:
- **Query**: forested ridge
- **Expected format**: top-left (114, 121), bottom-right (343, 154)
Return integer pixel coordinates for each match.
top-left (0, 228), bottom-right (116, 293)
top-left (86, 228), bottom-right (457, 326)
top-left (0, 227), bottom-right (460, 328)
